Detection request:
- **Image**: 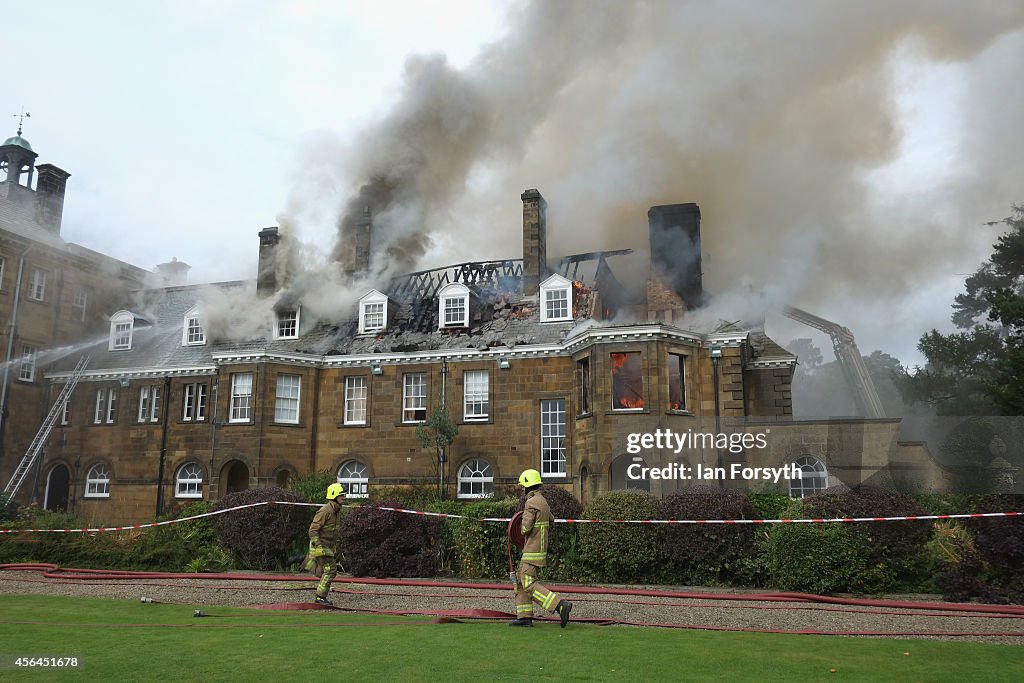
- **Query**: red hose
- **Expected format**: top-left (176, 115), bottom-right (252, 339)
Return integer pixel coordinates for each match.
top-left (3, 562), bottom-right (1024, 636)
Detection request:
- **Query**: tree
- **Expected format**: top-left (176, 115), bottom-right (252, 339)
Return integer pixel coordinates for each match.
top-left (416, 406), bottom-right (459, 499)
top-left (900, 205), bottom-right (1024, 416)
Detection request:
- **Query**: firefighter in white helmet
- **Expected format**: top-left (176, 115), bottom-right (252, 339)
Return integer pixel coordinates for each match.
top-left (307, 482), bottom-right (346, 605)
top-left (510, 468), bottom-right (572, 627)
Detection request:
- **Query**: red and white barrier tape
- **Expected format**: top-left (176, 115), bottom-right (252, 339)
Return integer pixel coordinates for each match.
top-left (1, 501), bottom-right (1021, 533)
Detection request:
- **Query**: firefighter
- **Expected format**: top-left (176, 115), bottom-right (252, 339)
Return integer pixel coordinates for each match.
top-left (307, 482), bottom-right (346, 605)
top-left (510, 468), bottom-right (572, 627)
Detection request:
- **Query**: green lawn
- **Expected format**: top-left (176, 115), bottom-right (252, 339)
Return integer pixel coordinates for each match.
top-left (0, 596), bottom-right (1021, 682)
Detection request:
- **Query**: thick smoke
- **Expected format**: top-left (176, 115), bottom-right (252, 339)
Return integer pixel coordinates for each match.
top-left (276, 0), bottom-right (1024, 360)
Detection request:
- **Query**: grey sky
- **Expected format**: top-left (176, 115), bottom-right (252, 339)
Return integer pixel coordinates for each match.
top-left (4, 1), bottom-right (1023, 368)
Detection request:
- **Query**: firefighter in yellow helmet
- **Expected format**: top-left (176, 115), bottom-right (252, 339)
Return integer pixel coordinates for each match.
top-left (307, 482), bottom-right (346, 605)
top-left (510, 468), bottom-right (572, 627)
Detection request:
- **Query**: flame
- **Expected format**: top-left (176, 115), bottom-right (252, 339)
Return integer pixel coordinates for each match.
top-left (619, 396), bottom-right (645, 409)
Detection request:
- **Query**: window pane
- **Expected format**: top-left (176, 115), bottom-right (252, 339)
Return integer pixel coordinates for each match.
top-left (576, 357), bottom-right (591, 415)
top-left (545, 288), bottom-right (569, 320)
top-left (611, 352), bottom-right (644, 409)
top-left (231, 373), bottom-right (253, 421)
top-left (463, 370), bottom-right (489, 420)
top-left (363, 302), bottom-right (384, 332)
top-left (403, 374), bottom-right (427, 422)
top-left (668, 353), bottom-right (685, 411)
top-left (540, 399), bottom-right (566, 476)
top-left (275, 374), bottom-right (300, 423)
top-left (338, 460), bottom-right (369, 499)
top-left (345, 376), bottom-right (368, 424)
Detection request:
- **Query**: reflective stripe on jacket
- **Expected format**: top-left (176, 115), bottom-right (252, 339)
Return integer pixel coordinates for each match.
top-left (520, 490), bottom-right (552, 567)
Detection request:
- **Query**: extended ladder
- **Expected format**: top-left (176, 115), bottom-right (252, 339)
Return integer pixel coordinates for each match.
top-left (2, 355), bottom-right (91, 500)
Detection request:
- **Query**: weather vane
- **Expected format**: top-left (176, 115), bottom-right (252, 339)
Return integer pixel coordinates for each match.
top-left (12, 108), bottom-right (30, 135)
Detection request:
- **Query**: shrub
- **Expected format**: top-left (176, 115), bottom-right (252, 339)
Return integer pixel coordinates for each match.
top-left (765, 500), bottom-right (889, 594)
top-left (517, 485), bottom-right (583, 578)
top-left (339, 501), bottom-right (442, 578)
top-left (210, 487), bottom-right (309, 570)
top-left (746, 492), bottom-right (792, 519)
top-left (940, 494), bottom-right (1024, 603)
top-left (659, 487), bottom-right (759, 585)
top-left (578, 491), bottom-right (665, 584)
top-left (799, 486), bottom-right (934, 588)
top-left (289, 470), bottom-right (336, 506)
top-left (372, 485), bottom-right (443, 510)
top-left (443, 498), bottom-right (519, 578)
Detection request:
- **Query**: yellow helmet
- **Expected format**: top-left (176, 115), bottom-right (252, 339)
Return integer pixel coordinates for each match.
top-left (326, 483), bottom-right (347, 500)
top-left (518, 469), bottom-right (542, 488)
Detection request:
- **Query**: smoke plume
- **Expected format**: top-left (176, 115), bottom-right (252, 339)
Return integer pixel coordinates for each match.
top-left (278, 0), bottom-right (1024, 361)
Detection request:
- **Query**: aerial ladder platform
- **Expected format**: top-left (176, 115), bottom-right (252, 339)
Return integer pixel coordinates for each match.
top-left (783, 306), bottom-right (885, 418)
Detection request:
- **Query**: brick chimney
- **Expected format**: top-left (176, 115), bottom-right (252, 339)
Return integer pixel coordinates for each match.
top-left (341, 207), bottom-right (372, 277)
top-left (34, 163), bottom-right (71, 234)
top-left (521, 189), bottom-right (548, 296)
top-left (257, 227), bottom-right (280, 297)
top-left (647, 203), bottom-right (703, 322)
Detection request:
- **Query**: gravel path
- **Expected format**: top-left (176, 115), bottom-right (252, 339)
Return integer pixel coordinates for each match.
top-left (2, 568), bottom-right (1022, 645)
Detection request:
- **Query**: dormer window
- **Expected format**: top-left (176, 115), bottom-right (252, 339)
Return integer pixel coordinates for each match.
top-left (108, 310), bottom-right (135, 351)
top-left (540, 274), bottom-right (572, 322)
top-left (182, 306), bottom-right (206, 346)
top-left (275, 307), bottom-right (300, 339)
top-left (438, 283), bottom-right (469, 329)
top-left (358, 290), bottom-right (389, 335)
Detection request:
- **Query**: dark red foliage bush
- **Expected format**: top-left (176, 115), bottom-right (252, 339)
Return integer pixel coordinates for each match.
top-left (210, 487), bottom-right (309, 570)
top-left (659, 486), bottom-right (759, 584)
top-left (339, 501), bottom-right (442, 578)
top-left (941, 494), bottom-right (1024, 604)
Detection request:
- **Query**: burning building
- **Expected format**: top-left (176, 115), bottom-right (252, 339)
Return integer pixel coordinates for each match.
top-left (21, 187), bottom-right (951, 524)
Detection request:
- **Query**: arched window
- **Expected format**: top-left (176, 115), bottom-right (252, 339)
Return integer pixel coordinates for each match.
top-left (175, 462), bottom-right (204, 499)
top-left (457, 459), bottom-right (494, 499)
top-left (108, 310), bottom-right (135, 350)
top-left (789, 455), bottom-right (828, 498)
top-left (84, 463), bottom-right (111, 498)
top-left (338, 460), bottom-right (369, 499)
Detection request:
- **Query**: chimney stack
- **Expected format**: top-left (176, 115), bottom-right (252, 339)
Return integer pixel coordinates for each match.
top-left (34, 164), bottom-right (71, 234)
top-left (257, 226), bottom-right (281, 297)
top-left (521, 188), bottom-right (548, 296)
top-left (646, 203), bottom-right (703, 322)
top-left (341, 207), bottom-right (372, 277)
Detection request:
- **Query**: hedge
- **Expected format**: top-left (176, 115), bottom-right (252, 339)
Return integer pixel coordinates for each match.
top-left (210, 487), bottom-right (309, 570)
top-left (578, 491), bottom-right (666, 584)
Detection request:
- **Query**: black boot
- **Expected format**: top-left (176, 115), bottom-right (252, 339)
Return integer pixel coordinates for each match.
top-left (555, 600), bottom-right (572, 628)
top-left (508, 617), bottom-right (534, 627)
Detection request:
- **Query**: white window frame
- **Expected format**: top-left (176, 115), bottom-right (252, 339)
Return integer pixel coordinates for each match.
top-left (175, 462), bottom-right (204, 499)
top-left (60, 397), bottom-right (71, 425)
top-left (274, 307), bottom-right (300, 339)
top-left (182, 306), bottom-right (205, 346)
top-left (183, 382), bottom-right (209, 421)
top-left (108, 310), bottom-right (135, 351)
top-left (358, 290), bottom-right (388, 334)
top-left (27, 267), bottom-right (47, 301)
top-left (229, 372), bottom-right (253, 423)
top-left (137, 384), bottom-right (162, 423)
top-left (0, 257), bottom-right (5, 286)
top-left (540, 398), bottom-right (567, 477)
top-left (539, 274), bottom-right (572, 322)
top-left (338, 460), bottom-right (369, 499)
top-left (790, 455), bottom-right (828, 499)
top-left (402, 373), bottom-right (427, 423)
top-left (18, 345), bottom-right (37, 382)
top-left (84, 463), bottom-right (111, 498)
top-left (457, 459), bottom-right (494, 499)
top-left (344, 376), bottom-right (368, 425)
top-left (463, 370), bottom-right (489, 421)
top-left (72, 290), bottom-right (88, 322)
top-left (437, 283), bottom-right (469, 329)
top-left (275, 373), bottom-right (301, 424)
top-left (93, 388), bottom-right (118, 424)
